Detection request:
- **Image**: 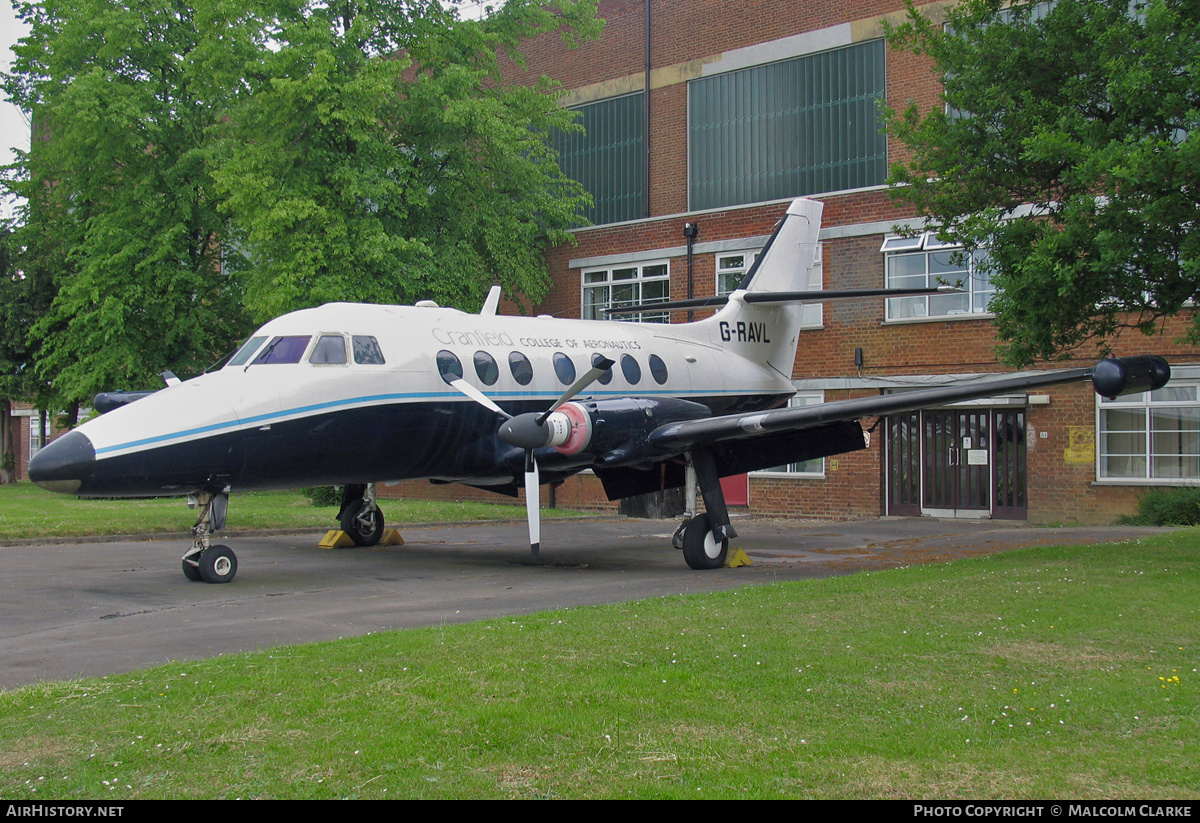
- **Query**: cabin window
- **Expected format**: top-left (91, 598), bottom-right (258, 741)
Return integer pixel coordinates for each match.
top-left (436, 350), bottom-right (463, 384)
top-left (591, 353), bottom-right (613, 385)
top-left (352, 336), bottom-right (385, 364)
top-left (310, 335), bottom-right (347, 364)
top-left (620, 354), bottom-right (641, 384)
top-left (251, 336), bottom-right (311, 365)
top-left (509, 352), bottom-right (534, 386)
top-left (553, 352), bottom-right (576, 385)
top-left (227, 336), bottom-right (267, 367)
top-left (648, 354), bottom-right (669, 385)
top-left (474, 351), bottom-right (499, 386)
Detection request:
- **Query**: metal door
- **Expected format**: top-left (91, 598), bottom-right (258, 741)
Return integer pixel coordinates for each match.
top-left (923, 409), bottom-right (991, 514)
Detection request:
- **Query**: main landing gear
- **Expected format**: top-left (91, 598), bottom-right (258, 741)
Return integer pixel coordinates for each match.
top-left (671, 450), bottom-right (735, 570)
top-left (182, 491), bottom-right (238, 583)
top-left (337, 483), bottom-right (385, 547)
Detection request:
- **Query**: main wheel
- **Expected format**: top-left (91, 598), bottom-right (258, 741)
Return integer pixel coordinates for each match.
top-left (199, 544), bottom-right (238, 584)
top-left (681, 513), bottom-right (728, 570)
top-left (340, 499), bottom-right (384, 547)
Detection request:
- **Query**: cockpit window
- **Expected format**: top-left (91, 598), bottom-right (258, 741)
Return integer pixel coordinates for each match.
top-left (250, 336), bottom-right (311, 365)
top-left (310, 335), bottom-right (347, 364)
top-left (227, 336), bottom-right (267, 368)
top-left (352, 335), bottom-right (385, 365)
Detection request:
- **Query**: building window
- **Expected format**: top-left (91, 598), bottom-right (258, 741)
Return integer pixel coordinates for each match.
top-left (1099, 383), bottom-right (1200, 481)
top-left (883, 233), bottom-right (996, 320)
top-left (716, 252), bottom-right (753, 296)
top-left (717, 248), bottom-right (822, 328)
top-left (553, 93), bottom-right (645, 226)
top-left (688, 40), bottom-right (886, 211)
top-left (29, 416), bottom-right (43, 459)
top-left (755, 392), bottom-right (826, 476)
top-left (582, 262), bottom-right (669, 323)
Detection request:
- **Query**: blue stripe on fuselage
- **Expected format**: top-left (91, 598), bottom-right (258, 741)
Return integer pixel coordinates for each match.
top-left (93, 388), bottom-right (765, 458)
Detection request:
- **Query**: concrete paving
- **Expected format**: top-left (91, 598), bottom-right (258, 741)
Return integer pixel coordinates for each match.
top-left (0, 515), bottom-right (1168, 689)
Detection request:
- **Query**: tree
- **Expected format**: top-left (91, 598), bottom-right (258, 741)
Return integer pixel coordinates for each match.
top-left (4, 0), bottom-right (252, 406)
top-left (209, 0), bottom-right (601, 320)
top-left (884, 0), bottom-right (1200, 365)
top-left (3, 0), bottom-right (601, 409)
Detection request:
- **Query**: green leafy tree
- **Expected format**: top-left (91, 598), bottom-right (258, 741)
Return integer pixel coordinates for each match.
top-left (4, 0), bottom-right (599, 410)
top-left (0, 221), bottom-right (69, 479)
top-left (884, 0), bottom-right (1200, 365)
top-left (210, 0), bottom-right (601, 320)
top-left (4, 0), bottom-right (252, 405)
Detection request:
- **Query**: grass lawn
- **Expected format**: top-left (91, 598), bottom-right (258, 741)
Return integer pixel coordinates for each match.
top-left (0, 482), bottom-right (588, 541)
top-left (0, 528), bottom-right (1196, 799)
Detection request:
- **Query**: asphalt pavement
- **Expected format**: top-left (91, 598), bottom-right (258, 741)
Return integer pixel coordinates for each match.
top-left (0, 515), bottom-right (1168, 689)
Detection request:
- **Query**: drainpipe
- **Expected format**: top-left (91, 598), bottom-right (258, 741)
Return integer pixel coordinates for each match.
top-left (684, 222), bottom-right (699, 321)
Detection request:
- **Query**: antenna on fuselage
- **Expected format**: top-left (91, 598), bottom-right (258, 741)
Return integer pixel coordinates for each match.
top-left (481, 285), bottom-right (502, 316)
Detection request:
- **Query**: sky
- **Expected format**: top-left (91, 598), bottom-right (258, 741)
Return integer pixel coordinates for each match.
top-left (1, 3), bottom-right (30, 222)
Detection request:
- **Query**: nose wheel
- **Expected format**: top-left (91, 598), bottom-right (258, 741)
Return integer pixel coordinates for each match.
top-left (182, 491), bottom-right (238, 583)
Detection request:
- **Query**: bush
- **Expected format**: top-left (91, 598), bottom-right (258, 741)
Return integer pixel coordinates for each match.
top-left (1119, 486), bottom-right (1200, 526)
top-left (302, 486), bottom-right (341, 507)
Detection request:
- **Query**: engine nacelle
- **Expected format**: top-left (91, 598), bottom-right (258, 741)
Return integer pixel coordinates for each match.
top-left (542, 397), bottom-right (712, 466)
top-left (1092, 355), bottom-right (1171, 400)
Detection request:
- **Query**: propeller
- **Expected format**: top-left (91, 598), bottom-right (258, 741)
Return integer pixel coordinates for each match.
top-left (447, 357), bottom-right (614, 558)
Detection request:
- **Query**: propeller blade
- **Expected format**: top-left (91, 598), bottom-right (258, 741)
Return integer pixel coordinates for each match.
top-left (524, 450), bottom-right (540, 558)
top-left (537, 357), bottom-right (614, 425)
top-left (448, 378), bottom-right (512, 420)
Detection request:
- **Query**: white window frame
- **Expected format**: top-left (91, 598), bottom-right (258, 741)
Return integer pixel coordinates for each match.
top-left (717, 246), bottom-right (822, 329)
top-left (752, 392), bottom-right (826, 477)
top-left (582, 261), bottom-right (670, 323)
top-left (1097, 381), bottom-right (1200, 483)
top-left (29, 416), bottom-right (43, 459)
top-left (883, 232), bottom-right (995, 321)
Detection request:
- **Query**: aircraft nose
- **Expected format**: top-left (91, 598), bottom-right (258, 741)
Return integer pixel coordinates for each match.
top-left (28, 430), bottom-right (96, 494)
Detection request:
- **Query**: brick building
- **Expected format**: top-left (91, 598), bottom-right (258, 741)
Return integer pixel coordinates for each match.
top-left (19, 0), bottom-right (1195, 525)
top-left (401, 0), bottom-right (1195, 525)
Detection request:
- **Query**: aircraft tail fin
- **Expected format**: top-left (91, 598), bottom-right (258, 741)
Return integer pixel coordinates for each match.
top-left (673, 198), bottom-right (823, 379)
top-left (738, 198), bottom-right (823, 296)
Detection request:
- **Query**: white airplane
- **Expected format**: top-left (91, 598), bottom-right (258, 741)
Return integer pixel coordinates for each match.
top-left (28, 199), bottom-right (1170, 583)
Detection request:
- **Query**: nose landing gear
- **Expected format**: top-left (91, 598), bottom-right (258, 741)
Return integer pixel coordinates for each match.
top-left (182, 491), bottom-right (238, 583)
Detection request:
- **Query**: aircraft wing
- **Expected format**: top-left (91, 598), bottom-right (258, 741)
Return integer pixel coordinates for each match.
top-left (647, 357), bottom-right (1168, 452)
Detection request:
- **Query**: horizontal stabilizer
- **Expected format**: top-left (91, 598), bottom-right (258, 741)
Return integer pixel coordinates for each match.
top-left (602, 286), bottom-right (961, 315)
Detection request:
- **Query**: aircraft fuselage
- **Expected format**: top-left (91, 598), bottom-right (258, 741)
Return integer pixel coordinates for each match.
top-left (33, 301), bottom-right (795, 498)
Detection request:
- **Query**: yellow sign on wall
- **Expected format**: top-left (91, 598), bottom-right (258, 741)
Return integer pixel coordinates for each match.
top-left (1064, 426), bottom-right (1095, 464)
